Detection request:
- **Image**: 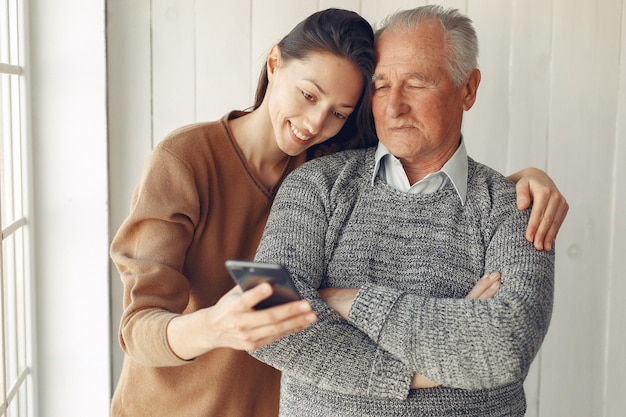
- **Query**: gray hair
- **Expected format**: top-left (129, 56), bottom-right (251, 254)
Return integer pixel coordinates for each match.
top-left (375, 5), bottom-right (479, 87)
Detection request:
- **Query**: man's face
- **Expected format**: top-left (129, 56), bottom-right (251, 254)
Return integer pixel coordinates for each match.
top-left (372, 20), bottom-right (479, 171)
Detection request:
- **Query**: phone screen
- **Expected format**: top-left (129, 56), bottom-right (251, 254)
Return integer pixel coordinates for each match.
top-left (225, 260), bottom-right (302, 309)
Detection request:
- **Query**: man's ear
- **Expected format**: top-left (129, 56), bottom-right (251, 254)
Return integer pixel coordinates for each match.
top-left (462, 68), bottom-right (481, 111)
top-left (267, 45), bottom-right (282, 80)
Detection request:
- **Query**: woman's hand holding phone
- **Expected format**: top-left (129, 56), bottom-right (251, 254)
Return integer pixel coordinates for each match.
top-left (165, 277), bottom-right (316, 361)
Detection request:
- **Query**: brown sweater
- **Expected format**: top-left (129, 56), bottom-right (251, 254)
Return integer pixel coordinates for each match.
top-left (110, 112), bottom-right (306, 417)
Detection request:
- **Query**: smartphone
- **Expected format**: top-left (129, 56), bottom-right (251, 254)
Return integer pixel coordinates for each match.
top-left (225, 260), bottom-right (302, 310)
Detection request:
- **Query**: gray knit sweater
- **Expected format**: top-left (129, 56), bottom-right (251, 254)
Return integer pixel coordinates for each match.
top-left (252, 147), bottom-right (555, 417)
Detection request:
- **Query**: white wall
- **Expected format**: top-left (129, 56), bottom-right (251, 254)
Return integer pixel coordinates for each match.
top-left (29, 0), bottom-right (111, 416)
top-left (107, 0), bottom-right (626, 416)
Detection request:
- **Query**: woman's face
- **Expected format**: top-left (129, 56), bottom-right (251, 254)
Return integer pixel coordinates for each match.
top-left (266, 48), bottom-right (364, 156)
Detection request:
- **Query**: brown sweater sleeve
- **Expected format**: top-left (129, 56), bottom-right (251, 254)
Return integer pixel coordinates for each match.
top-left (111, 143), bottom-right (200, 367)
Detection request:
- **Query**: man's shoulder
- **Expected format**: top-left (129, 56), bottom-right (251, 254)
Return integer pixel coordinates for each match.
top-left (307, 147), bottom-right (373, 166)
top-left (468, 158), bottom-right (515, 191)
top-left (282, 147), bottom-right (375, 198)
top-left (466, 158), bottom-right (519, 214)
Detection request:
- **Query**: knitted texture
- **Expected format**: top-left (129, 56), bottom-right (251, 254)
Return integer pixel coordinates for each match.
top-left (253, 147), bottom-right (554, 417)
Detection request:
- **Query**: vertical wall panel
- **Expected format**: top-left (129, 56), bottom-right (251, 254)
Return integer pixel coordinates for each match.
top-left (605, 5), bottom-right (626, 417)
top-left (107, 0), bottom-right (153, 389)
top-left (152, 0), bottom-right (197, 143)
top-left (249, 0), bottom-right (317, 97)
top-left (464, 0), bottom-right (513, 174)
top-left (361, 0), bottom-right (428, 27)
top-left (540, 0), bottom-right (622, 416)
top-left (318, 0), bottom-right (361, 13)
top-left (195, 2), bottom-right (252, 119)
top-left (506, 0), bottom-right (552, 172)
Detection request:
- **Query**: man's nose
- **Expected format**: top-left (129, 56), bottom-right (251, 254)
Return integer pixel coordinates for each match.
top-left (387, 87), bottom-right (409, 117)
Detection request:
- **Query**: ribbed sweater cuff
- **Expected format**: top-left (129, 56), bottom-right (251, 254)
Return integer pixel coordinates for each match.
top-left (349, 284), bottom-right (410, 399)
top-left (348, 283), bottom-right (402, 342)
top-left (367, 348), bottom-right (412, 399)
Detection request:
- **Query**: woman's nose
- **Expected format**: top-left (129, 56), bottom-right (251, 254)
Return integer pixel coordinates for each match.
top-left (303, 108), bottom-right (327, 134)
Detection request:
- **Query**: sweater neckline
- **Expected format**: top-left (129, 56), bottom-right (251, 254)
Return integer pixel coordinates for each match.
top-left (221, 112), bottom-right (300, 201)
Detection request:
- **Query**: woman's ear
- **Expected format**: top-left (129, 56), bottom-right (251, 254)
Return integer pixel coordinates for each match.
top-left (267, 45), bottom-right (281, 80)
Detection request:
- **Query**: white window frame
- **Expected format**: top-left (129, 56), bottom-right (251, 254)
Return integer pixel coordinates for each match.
top-left (0, 0), bottom-right (35, 415)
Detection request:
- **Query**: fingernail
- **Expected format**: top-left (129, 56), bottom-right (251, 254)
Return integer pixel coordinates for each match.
top-left (489, 272), bottom-right (499, 280)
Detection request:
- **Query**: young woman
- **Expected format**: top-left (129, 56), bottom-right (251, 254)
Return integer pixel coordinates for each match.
top-left (109, 8), bottom-right (568, 417)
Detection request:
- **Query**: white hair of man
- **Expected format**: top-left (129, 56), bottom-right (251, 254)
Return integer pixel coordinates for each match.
top-left (375, 4), bottom-right (479, 87)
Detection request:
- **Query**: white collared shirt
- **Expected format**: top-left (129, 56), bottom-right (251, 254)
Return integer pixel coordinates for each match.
top-left (371, 138), bottom-right (468, 205)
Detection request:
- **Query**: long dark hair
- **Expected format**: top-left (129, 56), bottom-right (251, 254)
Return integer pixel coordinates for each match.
top-left (253, 8), bottom-right (378, 154)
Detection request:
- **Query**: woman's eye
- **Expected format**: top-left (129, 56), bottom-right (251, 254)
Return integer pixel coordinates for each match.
top-left (302, 91), bottom-right (314, 101)
top-left (332, 111), bottom-right (347, 120)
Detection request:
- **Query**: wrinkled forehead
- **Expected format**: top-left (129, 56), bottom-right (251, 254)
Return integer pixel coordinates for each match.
top-left (374, 24), bottom-right (448, 75)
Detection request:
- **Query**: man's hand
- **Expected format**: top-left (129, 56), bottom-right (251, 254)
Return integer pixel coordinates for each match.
top-left (465, 271), bottom-right (501, 300)
top-left (508, 167), bottom-right (569, 251)
top-left (318, 287), bottom-right (359, 319)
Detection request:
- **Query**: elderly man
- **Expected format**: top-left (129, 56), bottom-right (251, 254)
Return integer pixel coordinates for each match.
top-left (251, 5), bottom-right (555, 417)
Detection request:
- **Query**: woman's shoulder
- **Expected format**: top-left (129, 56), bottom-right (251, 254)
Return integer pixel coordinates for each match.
top-left (158, 118), bottom-right (227, 153)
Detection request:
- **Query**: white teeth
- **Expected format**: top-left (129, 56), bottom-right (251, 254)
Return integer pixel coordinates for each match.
top-left (290, 123), bottom-right (313, 141)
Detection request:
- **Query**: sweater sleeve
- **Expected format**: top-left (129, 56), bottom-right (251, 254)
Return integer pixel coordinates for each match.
top-left (250, 163), bottom-right (413, 400)
top-left (347, 183), bottom-right (555, 390)
top-left (111, 145), bottom-right (200, 367)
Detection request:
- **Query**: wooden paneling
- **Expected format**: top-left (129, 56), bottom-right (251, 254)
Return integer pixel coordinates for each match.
top-left (107, 0), bottom-right (153, 389)
top-left (319, 0), bottom-right (361, 13)
top-left (195, 1), bottom-right (252, 118)
top-left (506, 0), bottom-right (552, 171)
top-left (152, 0), bottom-right (197, 142)
top-left (361, 0), bottom-right (428, 28)
top-left (107, 1), bottom-right (626, 415)
top-left (465, 0), bottom-right (513, 174)
top-left (540, 0), bottom-right (621, 416)
top-left (249, 1), bottom-right (318, 102)
top-left (606, 7), bottom-right (626, 415)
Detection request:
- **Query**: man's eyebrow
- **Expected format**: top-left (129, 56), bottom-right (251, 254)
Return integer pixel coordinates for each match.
top-left (408, 73), bottom-right (428, 81)
top-left (372, 73), bottom-right (428, 82)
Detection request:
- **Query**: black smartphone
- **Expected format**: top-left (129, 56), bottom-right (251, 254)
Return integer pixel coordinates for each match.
top-left (225, 260), bottom-right (302, 309)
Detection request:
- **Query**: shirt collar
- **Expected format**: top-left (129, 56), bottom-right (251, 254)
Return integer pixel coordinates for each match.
top-left (371, 137), bottom-right (468, 205)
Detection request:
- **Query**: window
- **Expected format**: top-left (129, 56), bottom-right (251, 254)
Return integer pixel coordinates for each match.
top-left (0, 0), bottom-right (34, 415)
